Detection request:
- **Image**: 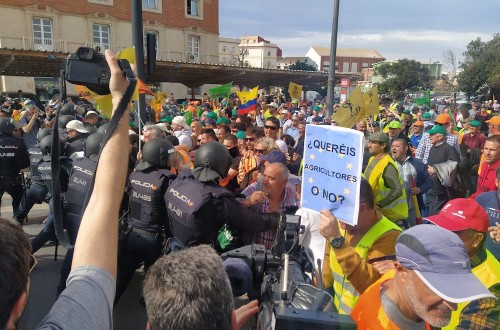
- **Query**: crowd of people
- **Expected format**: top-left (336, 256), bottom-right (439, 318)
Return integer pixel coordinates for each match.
top-left (1, 52), bottom-right (500, 329)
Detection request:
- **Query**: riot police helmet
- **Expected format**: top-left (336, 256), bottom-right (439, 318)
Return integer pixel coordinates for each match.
top-left (136, 138), bottom-right (175, 170)
top-left (96, 123), bottom-right (110, 135)
top-left (84, 133), bottom-right (104, 159)
top-left (37, 127), bottom-right (53, 142)
top-left (0, 117), bottom-right (20, 135)
top-left (193, 141), bottom-right (232, 182)
top-left (59, 104), bottom-right (76, 116)
top-left (58, 115), bottom-right (76, 129)
top-left (39, 135), bottom-right (65, 156)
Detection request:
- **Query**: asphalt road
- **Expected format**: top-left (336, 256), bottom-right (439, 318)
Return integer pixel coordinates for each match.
top-left (2, 193), bottom-right (252, 330)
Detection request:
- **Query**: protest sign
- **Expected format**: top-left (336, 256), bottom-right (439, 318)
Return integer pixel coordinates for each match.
top-left (300, 125), bottom-right (363, 225)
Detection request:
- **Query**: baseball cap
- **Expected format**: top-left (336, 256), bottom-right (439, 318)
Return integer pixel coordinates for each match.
top-left (235, 131), bottom-right (246, 140)
top-left (422, 112), bottom-right (431, 120)
top-left (204, 118), bottom-right (217, 127)
top-left (413, 120), bottom-right (424, 126)
top-left (216, 117), bottom-right (231, 125)
top-left (470, 120), bottom-right (481, 127)
top-left (259, 150), bottom-right (287, 165)
top-left (396, 225), bottom-right (494, 303)
top-left (486, 116), bottom-right (500, 126)
top-left (435, 113), bottom-right (451, 124)
top-left (425, 198), bottom-right (489, 233)
top-left (367, 131), bottom-right (390, 145)
top-left (387, 120), bottom-right (402, 129)
top-left (312, 116), bottom-right (323, 123)
top-left (267, 102), bottom-right (279, 109)
top-left (313, 105), bottom-right (321, 111)
top-left (172, 116), bottom-right (189, 129)
top-left (427, 125), bottom-right (447, 135)
top-left (85, 110), bottom-right (99, 117)
top-left (66, 120), bottom-right (89, 133)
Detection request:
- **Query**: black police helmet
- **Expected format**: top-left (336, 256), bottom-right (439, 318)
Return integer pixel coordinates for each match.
top-left (193, 141), bottom-right (232, 182)
top-left (0, 117), bottom-right (16, 134)
top-left (37, 128), bottom-right (53, 143)
top-left (96, 123), bottom-right (110, 135)
top-left (39, 135), bottom-right (65, 156)
top-left (84, 133), bottom-right (104, 158)
top-left (59, 104), bottom-right (76, 116)
top-left (139, 138), bottom-right (175, 170)
top-left (58, 115), bottom-right (76, 129)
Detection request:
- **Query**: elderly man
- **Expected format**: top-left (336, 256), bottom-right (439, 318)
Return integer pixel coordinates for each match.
top-left (426, 198), bottom-right (500, 329)
top-left (460, 119), bottom-right (486, 195)
top-left (351, 225), bottom-right (495, 329)
top-left (171, 115), bottom-right (192, 149)
top-left (391, 138), bottom-right (432, 227)
top-left (142, 125), bottom-right (164, 143)
top-left (487, 116), bottom-right (500, 136)
top-left (240, 162), bottom-right (298, 248)
top-left (416, 113), bottom-right (460, 164)
top-left (426, 125), bottom-right (460, 215)
top-left (282, 114), bottom-right (300, 142)
top-left (364, 131), bottom-right (408, 222)
top-left (65, 120), bottom-right (90, 157)
top-left (319, 178), bottom-right (401, 314)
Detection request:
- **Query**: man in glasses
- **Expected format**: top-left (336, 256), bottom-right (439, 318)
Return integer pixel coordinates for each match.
top-left (263, 116), bottom-right (287, 153)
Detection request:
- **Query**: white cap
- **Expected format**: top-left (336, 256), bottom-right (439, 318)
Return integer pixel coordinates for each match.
top-left (85, 110), bottom-right (99, 117)
top-left (267, 102), bottom-right (279, 109)
top-left (66, 120), bottom-right (89, 133)
top-left (172, 116), bottom-right (189, 129)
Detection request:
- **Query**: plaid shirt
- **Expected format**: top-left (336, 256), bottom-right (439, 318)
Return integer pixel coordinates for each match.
top-left (241, 181), bottom-right (299, 249)
top-left (457, 248), bottom-right (500, 330)
top-left (415, 132), bottom-right (460, 164)
top-left (394, 156), bottom-right (417, 209)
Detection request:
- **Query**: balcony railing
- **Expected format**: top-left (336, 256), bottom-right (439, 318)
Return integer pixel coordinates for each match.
top-left (0, 36), bottom-right (220, 63)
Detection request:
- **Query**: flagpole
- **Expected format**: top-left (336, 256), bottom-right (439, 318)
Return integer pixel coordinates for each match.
top-left (326, 0), bottom-right (340, 121)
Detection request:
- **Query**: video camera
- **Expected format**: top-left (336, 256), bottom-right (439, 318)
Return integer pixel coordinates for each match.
top-left (221, 213), bottom-right (355, 329)
top-left (65, 47), bottom-right (128, 95)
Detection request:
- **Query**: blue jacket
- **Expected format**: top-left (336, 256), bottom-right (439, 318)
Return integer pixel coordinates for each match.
top-left (407, 157), bottom-right (433, 209)
top-left (475, 191), bottom-right (500, 261)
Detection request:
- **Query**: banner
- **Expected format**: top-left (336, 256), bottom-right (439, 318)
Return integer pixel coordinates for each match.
top-left (331, 86), bottom-right (365, 128)
top-left (236, 86), bottom-right (258, 115)
top-left (362, 86), bottom-right (380, 116)
top-left (414, 90), bottom-right (431, 108)
top-left (288, 82), bottom-right (303, 100)
top-left (209, 82), bottom-right (233, 99)
top-left (301, 125), bottom-right (363, 225)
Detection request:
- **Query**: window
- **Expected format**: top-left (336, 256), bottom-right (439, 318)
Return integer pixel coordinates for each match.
top-left (188, 35), bottom-right (200, 60)
top-left (267, 51), bottom-right (271, 56)
top-left (93, 24), bottom-right (110, 51)
top-left (362, 62), bottom-right (369, 68)
top-left (144, 31), bottom-right (159, 59)
top-left (32, 17), bottom-right (53, 51)
top-left (351, 62), bottom-right (358, 72)
top-left (222, 45), bottom-right (227, 52)
top-left (143, 0), bottom-right (157, 9)
top-left (342, 62), bottom-right (349, 72)
top-left (187, 0), bottom-right (199, 16)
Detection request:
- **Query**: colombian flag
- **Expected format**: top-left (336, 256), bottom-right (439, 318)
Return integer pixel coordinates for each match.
top-left (237, 86), bottom-right (258, 115)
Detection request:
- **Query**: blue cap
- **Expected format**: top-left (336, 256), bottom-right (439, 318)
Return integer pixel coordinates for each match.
top-left (259, 150), bottom-right (287, 165)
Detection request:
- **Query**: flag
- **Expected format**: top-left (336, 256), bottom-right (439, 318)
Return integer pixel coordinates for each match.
top-left (138, 79), bottom-right (155, 96)
top-left (288, 82), bottom-right (302, 100)
top-left (414, 90), bottom-right (430, 108)
top-left (332, 86), bottom-right (365, 128)
top-left (236, 86), bottom-right (258, 115)
top-left (362, 86), bottom-right (380, 116)
top-left (209, 82), bottom-right (233, 99)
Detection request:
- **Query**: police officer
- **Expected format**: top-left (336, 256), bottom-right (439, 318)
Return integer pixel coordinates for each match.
top-left (0, 117), bottom-right (30, 219)
top-left (165, 141), bottom-right (280, 251)
top-left (31, 134), bottom-right (73, 253)
top-left (115, 138), bottom-right (177, 303)
top-left (13, 127), bottom-right (52, 223)
top-left (65, 119), bottom-right (90, 158)
top-left (56, 132), bottom-right (103, 294)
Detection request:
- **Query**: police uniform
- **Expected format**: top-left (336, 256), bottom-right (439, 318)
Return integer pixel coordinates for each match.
top-left (65, 133), bottom-right (88, 158)
top-left (0, 132), bottom-right (30, 215)
top-left (115, 164), bottom-right (176, 303)
top-left (165, 169), bottom-right (280, 251)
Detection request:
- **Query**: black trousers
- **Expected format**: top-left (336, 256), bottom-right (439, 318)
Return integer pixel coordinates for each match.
top-left (0, 175), bottom-right (24, 214)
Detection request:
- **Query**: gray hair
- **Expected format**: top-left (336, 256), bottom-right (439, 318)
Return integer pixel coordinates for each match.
top-left (143, 125), bottom-right (164, 139)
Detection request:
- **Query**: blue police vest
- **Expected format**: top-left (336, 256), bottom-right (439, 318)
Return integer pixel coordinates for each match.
top-left (28, 146), bottom-right (43, 182)
top-left (65, 157), bottom-right (96, 217)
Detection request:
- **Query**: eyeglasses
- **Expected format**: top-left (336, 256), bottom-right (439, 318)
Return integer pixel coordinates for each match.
top-left (255, 149), bottom-right (266, 154)
top-left (29, 254), bottom-right (37, 273)
top-left (264, 125), bottom-right (277, 130)
top-left (245, 137), bottom-right (255, 141)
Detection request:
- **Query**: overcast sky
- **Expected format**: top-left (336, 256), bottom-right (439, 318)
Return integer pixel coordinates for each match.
top-left (219, 0), bottom-right (498, 71)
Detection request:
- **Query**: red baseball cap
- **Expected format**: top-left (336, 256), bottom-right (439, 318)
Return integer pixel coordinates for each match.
top-left (425, 198), bottom-right (489, 233)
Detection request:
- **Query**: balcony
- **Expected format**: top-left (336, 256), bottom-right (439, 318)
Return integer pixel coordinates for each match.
top-left (0, 36), bottom-right (219, 63)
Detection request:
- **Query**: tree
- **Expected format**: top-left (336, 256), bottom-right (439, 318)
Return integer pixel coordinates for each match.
top-left (457, 34), bottom-right (500, 97)
top-left (289, 59), bottom-right (317, 71)
top-left (374, 59), bottom-right (433, 97)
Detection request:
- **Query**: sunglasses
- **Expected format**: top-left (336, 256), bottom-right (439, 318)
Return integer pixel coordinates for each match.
top-left (255, 149), bottom-right (266, 154)
top-left (245, 137), bottom-right (255, 141)
top-left (29, 254), bottom-right (37, 273)
top-left (264, 125), bottom-right (277, 130)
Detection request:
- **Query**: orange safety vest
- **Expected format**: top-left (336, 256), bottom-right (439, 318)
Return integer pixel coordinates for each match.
top-left (351, 270), bottom-right (430, 330)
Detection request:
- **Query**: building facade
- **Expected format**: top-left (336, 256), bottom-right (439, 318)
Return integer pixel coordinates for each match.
top-left (238, 36), bottom-right (281, 69)
top-left (305, 46), bottom-right (385, 73)
top-left (0, 0), bottom-right (219, 99)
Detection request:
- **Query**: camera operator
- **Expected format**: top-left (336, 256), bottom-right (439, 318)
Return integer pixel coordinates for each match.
top-left (19, 101), bottom-right (42, 148)
top-left (164, 141), bottom-right (281, 251)
top-left (0, 117), bottom-right (30, 218)
top-left (319, 178), bottom-right (402, 315)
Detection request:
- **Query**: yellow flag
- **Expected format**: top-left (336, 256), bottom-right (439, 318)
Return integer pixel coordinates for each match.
top-left (362, 86), bottom-right (380, 117)
top-left (236, 86), bottom-right (259, 104)
top-left (332, 86), bottom-right (365, 128)
top-left (115, 47), bottom-right (136, 65)
top-left (288, 82), bottom-right (302, 100)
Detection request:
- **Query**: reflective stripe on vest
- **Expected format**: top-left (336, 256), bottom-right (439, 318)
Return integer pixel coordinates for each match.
top-left (366, 154), bottom-right (408, 221)
top-left (330, 216), bottom-right (402, 314)
top-left (444, 249), bottom-right (500, 330)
